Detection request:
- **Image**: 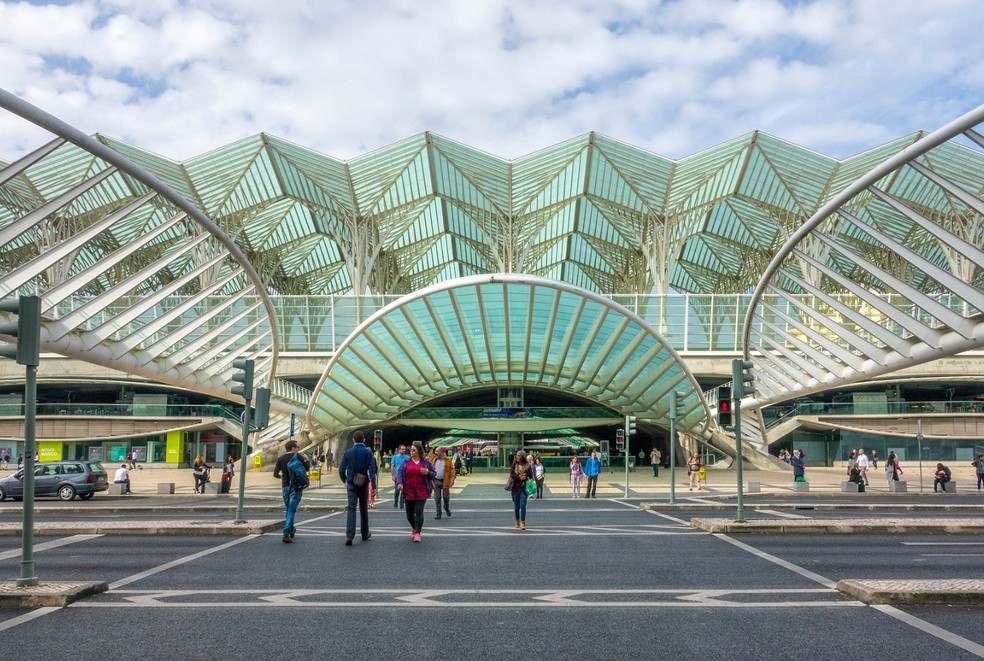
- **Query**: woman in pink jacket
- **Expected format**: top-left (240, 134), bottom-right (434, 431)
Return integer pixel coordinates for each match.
top-left (396, 443), bottom-right (434, 542)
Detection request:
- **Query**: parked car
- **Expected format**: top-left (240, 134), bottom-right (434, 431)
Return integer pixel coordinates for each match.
top-left (0, 461), bottom-right (109, 501)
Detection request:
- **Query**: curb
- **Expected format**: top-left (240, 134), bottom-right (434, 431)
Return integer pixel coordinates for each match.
top-left (0, 581), bottom-right (108, 608)
top-left (837, 579), bottom-right (984, 605)
top-left (642, 502), bottom-right (984, 512)
top-left (689, 517), bottom-right (984, 534)
top-left (0, 520), bottom-right (283, 536)
top-left (0, 504), bottom-right (345, 515)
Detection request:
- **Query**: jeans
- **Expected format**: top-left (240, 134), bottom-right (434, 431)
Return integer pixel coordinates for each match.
top-left (405, 499), bottom-right (426, 533)
top-left (535, 478), bottom-right (544, 498)
top-left (433, 483), bottom-right (451, 516)
top-left (571, 474), bottom-right (581, 498)
top-left (586, 475), bottom-right (598, 497)
top-left (193, 473), bottom-right (206, 493)
top-left (977, 473), bottom-right (984, 489)
top-left (652, 463), bottom-right (659, 477)
top-left (282, 486), bottom-right (303, 535)
top-left (394, 482), bottom-right (405, 508)
top-left (346, 484), bottom-right (370, 540)
top-left (512, 490), bottom-right (527, 522)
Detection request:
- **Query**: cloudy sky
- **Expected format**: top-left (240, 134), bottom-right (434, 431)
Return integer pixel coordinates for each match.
top-left (0, 0), bottom-right (981, 162)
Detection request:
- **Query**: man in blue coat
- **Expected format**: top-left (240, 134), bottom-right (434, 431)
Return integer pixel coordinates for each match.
top-left (584, 450), bottom-right (601, 498)
top-left (338, 431), bottom-right (378, 546)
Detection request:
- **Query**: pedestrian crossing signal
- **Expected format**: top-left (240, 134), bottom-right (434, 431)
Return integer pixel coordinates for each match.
top-left (717, 388), bottom-right (732, 427)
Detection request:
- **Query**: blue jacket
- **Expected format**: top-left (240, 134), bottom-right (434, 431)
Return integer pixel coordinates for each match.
top-left (584, 456), bottom-right (601, 477)
top-left (338, 443), bottom-right (378, 490)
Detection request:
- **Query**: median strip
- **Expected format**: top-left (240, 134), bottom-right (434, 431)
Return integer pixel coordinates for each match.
top-left (689, 518), bottom-right (984, 534)
top-left (837, 579), bottom-right (984, 605)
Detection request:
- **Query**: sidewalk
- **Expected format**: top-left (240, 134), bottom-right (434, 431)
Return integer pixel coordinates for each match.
top-left (8, 464), bottom-right (983, 499)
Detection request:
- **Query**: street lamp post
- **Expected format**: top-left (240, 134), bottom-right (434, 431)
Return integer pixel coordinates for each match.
top-left (0, 295), bottom-right (41, 587)
top-left (916, 419), bottom-right (924, 493)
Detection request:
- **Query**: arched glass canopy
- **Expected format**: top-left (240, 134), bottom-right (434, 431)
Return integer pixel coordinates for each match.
top-left (307, 274), bottom-right (710, 435)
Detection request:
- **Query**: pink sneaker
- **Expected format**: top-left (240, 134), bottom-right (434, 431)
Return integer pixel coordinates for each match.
top-left (413, 532), bottom-right (421, 543)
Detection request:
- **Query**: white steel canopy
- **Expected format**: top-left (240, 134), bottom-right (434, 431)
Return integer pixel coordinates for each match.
top-left (0, 88), bottom-right (305, 413)
top-left (307, 274), bottom-right (710, 435)
top-left (742, 103), bottom-right (984, 417)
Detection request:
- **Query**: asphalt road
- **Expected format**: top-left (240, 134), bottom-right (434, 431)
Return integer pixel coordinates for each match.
top-left (1, 497), bottom-right (983, 660)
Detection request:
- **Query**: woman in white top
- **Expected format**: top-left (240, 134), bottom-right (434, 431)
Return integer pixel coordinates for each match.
top-left (533, 457), bottom-right (545, 499)
top-left (884, 452), bottom-right (902, 487)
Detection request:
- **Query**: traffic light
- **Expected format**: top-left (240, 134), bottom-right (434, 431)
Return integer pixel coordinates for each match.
top-left (615, 428), bottom-right (625, 451)
top-left (670, 391), bottom-right (687, 420)
top-left (733, 359), bottom-right (755, 398)
top-left (626, 415), bottom-right (637, 436)
top-left (231, 358), bottom-right (254, 400)
top-left (717, 385), bottom-right (732, 427)
top-left (0, 295), bottom-right (41, 366)
top-left (373, 430), bottom-right (382, 451)
top-left (253, 387), bottom-right (270, 428)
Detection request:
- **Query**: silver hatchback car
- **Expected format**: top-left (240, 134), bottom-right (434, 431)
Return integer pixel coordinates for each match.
top-left (0, 461), bottom-right (109, 501)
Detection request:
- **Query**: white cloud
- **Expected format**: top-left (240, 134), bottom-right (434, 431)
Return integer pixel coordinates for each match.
top-left (0, 0), bottom-right (980, 162)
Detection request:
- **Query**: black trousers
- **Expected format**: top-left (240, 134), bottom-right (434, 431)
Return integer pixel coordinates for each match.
top-left (586, 475), bottom-right (598, 497)
top-left (405, 499), bottom-right (426, 533)
top-left (346, 484), bottom-right (370, 540)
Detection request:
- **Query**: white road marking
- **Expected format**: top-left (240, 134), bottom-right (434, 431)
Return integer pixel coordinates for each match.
top-left (871, 605), bottom-right (984, 658)
top-left (291, 523), bottom-right (696, 537)
top-left (0, 534), bottom-right (103, 561)
top-left (109, 535), bottom-right (258, 590)
top-left (0, 607), bottom-right (61, 633)
top-left (712, 533), bottom-right (837, 589)
top-left (72, 587), bottom-right (860, 609)
top-left (902, 542), bottom-right (984, 546)
top-left (714, 533), bottom-right (984, 658)
top-left (920, 554), bottom-right (984, 557)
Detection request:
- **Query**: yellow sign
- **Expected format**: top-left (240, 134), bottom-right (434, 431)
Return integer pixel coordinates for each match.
top-left (38, 441), bottom-right (63, 462)
top-left (699, 467), bottom-right (706, 481)
top-left (165, 431), bottom-right (184, 464)
top-left (309, 469), bottom-right (320, 481)
top-left (253, 455), bottom-right (262, 471)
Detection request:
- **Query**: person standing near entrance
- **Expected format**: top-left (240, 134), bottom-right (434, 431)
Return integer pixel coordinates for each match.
top-left (391, 444), bottom-right (408, 509)
top-left (431, 447), bottom-right (455, 519)
top-left (584, 450), bottom-right (601, 498)
top-left (856, 448), bottom-right (870, 486)
top-left (273, 440), bottom-right (310, 544)
top-left (570, 455), bottom-right (583, 498)
top-left (221, 455), bottom-right (235, 494)
top-left (192, 454), bottom-right (209, 493)
top-left (974, 453), bottom-right (984, 491)
top-left (338, 431), bottom-right (377, 546)
top-left (650, 448), bottom-right (661, 477)
top-left (791, 449), bottom-right (806, 483)
top-left (688, 451), bottom-right (702, 491)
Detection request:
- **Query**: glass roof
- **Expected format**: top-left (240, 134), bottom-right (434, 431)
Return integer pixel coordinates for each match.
top-left (3, 127), bottom-right (958, 299)
top-left (307, 274), bottom-right (708, 434)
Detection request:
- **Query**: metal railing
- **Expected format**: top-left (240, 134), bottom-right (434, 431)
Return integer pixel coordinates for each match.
top-left (0, 403), bottom-right (242, 422)
top-left (44, 292), bottom-right (983, 355)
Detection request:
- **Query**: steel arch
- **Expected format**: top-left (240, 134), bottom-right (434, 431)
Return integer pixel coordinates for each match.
top-left (742, 104), bottom-right (984, 417)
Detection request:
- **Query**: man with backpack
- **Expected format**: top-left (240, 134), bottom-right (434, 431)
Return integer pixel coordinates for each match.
top-left (273, 440), bottom-right (310, 544)
top-left (338, 431), bottom-right (378, 546)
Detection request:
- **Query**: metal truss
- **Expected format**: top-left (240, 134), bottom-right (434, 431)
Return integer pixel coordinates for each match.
top-left (742, 103), bottom-right (984, 425)
top-left (0, 89), bottom-right (304, 413)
